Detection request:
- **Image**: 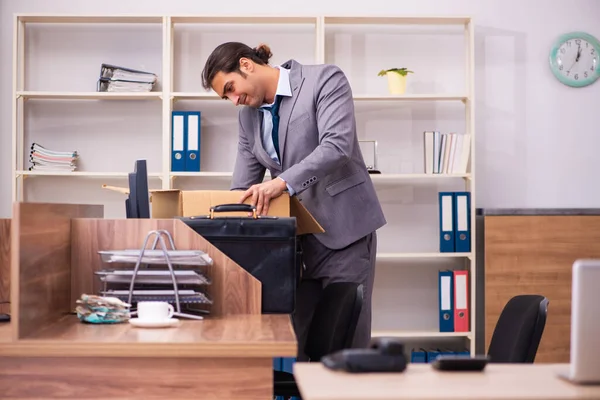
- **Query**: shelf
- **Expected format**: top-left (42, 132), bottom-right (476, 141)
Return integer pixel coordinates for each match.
top-left (170, 16), bottom-right (317, 24)
top-left (370, 173), bottom-right (470, 181)
top-left (172, 92), bottom-right (219, 101)
top-left (353, 94), bottom-right (468, 102)
top-left (169, 172), bottom-right (469, 182)
top-left (371, 330), bottom-right (472, 339)
top-left (16, 171), bottom-right (163, 178)
top-left (171, 92), bottom-right (468, 102)
top-left (17, 92), bottom-right (466, 102)
top-left (16, 91), bottom-right (162, 100)
top-left (324, 16), bottom-right (471, 25)
top-left (17, 15), bottom-right (164, 24)
top-left (15, 14), bottom-right (470, 26)
top-left (377, 252), bottom-right (472, 260)
top-left (170, 171), bottom-right (235, 178)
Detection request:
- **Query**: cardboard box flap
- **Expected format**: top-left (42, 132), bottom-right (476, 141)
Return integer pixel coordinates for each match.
top-left (290, 197), bottom-right (324, 235)
top-left (150, 189), bottom-right (182, 218)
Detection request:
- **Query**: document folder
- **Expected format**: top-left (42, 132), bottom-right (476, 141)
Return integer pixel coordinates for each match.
top-left (453, 270), bottom-right (469, 332)
top-left (97, 63), bottom-right (157, 92)
top-left (410, 348), bottom-right (427, 363)
top-left (454, 191), bottom-right (471, 253)
top-left (186, 112), bottom-right (201, 172)
top-left (438, 192), bottom-right (455, 252)
top-left (438, 270), bottom-right (454, 332)
top-left (171, 111), bottom-right (187, 172)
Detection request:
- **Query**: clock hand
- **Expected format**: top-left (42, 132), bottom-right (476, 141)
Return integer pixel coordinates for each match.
top-left (567, 57), bottom-right (577, 72)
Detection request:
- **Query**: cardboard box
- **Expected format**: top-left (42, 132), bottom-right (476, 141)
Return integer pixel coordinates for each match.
top-left (150, 189), bottom-right (324, 236)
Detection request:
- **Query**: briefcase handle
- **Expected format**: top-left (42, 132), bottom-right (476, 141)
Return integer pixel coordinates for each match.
top-left (210, 204), bottom-right (257, 219)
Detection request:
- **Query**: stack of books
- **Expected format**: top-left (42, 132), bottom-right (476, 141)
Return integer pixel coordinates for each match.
top-left (29, 142), bottom-right (78, 172)
top-left (97, 63), bottom-right (158, 92)
top-left (423, 131), bottom-right (471, 174)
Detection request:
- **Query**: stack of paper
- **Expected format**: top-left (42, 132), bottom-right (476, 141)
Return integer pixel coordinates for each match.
top-left (97, 63), bottom-right (158, 92)
top-left (29, 142), bottom-right (78, 172)
top-left (76, 294), bottom-right (131, 324)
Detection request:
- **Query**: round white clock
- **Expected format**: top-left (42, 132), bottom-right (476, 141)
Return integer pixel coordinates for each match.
top-left (549, 31), bottom-right (600, 87)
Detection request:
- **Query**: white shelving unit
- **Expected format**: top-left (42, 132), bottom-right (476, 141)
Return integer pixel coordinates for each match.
top-left (11, 14), bottom-right (475, 354)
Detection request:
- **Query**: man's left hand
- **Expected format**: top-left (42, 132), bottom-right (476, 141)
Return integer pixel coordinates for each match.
top-left (240, 178), bottom-right (287, 216)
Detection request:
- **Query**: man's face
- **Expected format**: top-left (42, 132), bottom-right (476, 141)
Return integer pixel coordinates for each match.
top-left (211, 58), bottom-right (265, 108)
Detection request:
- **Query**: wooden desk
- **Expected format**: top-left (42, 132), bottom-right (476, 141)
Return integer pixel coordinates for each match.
top-left (0, 314), bottom-right (295, 357)
top-left (294, 363), bottom-right (600, 400)
top-left (0, 315), bottom-right (296, 399)
top-left (0, 202), bottom-right (297, 399)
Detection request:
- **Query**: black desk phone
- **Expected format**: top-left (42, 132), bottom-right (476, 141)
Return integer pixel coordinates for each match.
top-left (432, 354), bottom-right (489, 371)
top-left (321, 337), bottom-right (407, 373)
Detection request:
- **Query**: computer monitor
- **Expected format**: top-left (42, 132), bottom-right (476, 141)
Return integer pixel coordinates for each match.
top-left (126, 159), bottom-right (150, 218)
top-left (557, 259), bottom-right (600, 384)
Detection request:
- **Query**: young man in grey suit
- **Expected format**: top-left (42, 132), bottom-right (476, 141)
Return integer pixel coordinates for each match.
top-left (201, 42), bottom-right (386, 358)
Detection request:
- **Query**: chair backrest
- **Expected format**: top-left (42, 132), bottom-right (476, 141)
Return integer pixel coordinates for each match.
top-left (487, 294), bottom-right (549, 363)
top-left (304, 282), bottom-right (364, 362)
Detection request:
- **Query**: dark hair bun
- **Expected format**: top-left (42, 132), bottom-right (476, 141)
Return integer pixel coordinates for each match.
top-left (254, 44), bottom-right (272, 63)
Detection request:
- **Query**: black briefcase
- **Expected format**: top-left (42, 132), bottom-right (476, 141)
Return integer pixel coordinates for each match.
top-left (179, 203), bottom-right (299, 314)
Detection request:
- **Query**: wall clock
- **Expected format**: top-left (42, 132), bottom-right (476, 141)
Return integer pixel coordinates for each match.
top-left (549, 31), bottom-right (600, 87)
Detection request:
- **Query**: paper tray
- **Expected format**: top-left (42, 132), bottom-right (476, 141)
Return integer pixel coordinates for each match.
top-left (100, 289), bottom-right (212, 305)
top-left (95, 269), bottom-right (211, 285)
top-left (98, 249), bottom-right (213, 266)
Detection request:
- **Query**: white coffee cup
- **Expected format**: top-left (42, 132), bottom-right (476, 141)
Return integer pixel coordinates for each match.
top-left (137, 301), bottom-right (174, 321)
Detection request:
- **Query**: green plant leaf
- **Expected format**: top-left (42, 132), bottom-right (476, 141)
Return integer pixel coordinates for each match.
top-left (378, 68), bottom-right (414, 76)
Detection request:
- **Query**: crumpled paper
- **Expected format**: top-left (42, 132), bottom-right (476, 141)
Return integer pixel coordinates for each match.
top-left (76, 294), bottom-right (131, 324)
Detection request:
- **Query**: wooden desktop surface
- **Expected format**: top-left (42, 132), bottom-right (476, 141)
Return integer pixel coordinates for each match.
top-left (0, 314), bottom-right (296, 399)
top-left (0, 313), bottom-right (296, 357)
top-left (294, 363), bottom-right (600, 400)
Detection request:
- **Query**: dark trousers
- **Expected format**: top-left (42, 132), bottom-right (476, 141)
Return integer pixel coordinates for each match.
top-left (291, 231), bottom-right (377, 361)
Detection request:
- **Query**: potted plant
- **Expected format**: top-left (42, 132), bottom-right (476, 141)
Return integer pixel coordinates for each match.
top-left (378, 68), bottom-right (413, 95)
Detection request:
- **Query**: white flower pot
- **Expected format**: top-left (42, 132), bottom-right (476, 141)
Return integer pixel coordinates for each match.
top-left (387, 72), bottom-right (407, 95)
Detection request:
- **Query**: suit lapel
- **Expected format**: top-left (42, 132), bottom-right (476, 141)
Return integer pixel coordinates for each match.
top-left (278, 60), bottom-right (305, 164)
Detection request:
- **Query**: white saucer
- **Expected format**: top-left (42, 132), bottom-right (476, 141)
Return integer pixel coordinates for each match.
top-left (129, 317), bottom-right (180, 328)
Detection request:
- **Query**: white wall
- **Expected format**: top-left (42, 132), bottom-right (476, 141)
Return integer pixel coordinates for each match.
top-left (0, 0), bottom-right (598, 337)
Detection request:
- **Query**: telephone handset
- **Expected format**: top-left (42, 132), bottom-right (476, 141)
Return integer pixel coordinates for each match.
top-left (321, 337), bottom-right (407, 373)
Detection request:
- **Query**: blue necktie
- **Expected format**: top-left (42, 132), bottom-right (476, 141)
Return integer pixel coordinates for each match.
top-left (267, 95), bottom-right (282, 160)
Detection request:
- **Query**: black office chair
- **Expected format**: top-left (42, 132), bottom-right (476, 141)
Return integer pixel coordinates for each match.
top-left (273, 282), bottom-right (364, 399)
top-left (487, 294), bottom-right (549, 363)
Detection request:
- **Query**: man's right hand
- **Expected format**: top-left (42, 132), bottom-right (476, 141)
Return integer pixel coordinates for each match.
top-left (239, 179), bottom-right (287, 216)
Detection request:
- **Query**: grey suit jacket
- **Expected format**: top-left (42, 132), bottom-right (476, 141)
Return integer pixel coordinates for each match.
top-left (231, 59), bottom-right (386, 250)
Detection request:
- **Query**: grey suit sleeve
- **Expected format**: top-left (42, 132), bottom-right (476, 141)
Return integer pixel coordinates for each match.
top-left (278, 65), bottom-right (355, 194)
top-left (231, 111), bottom-right (266, 191)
